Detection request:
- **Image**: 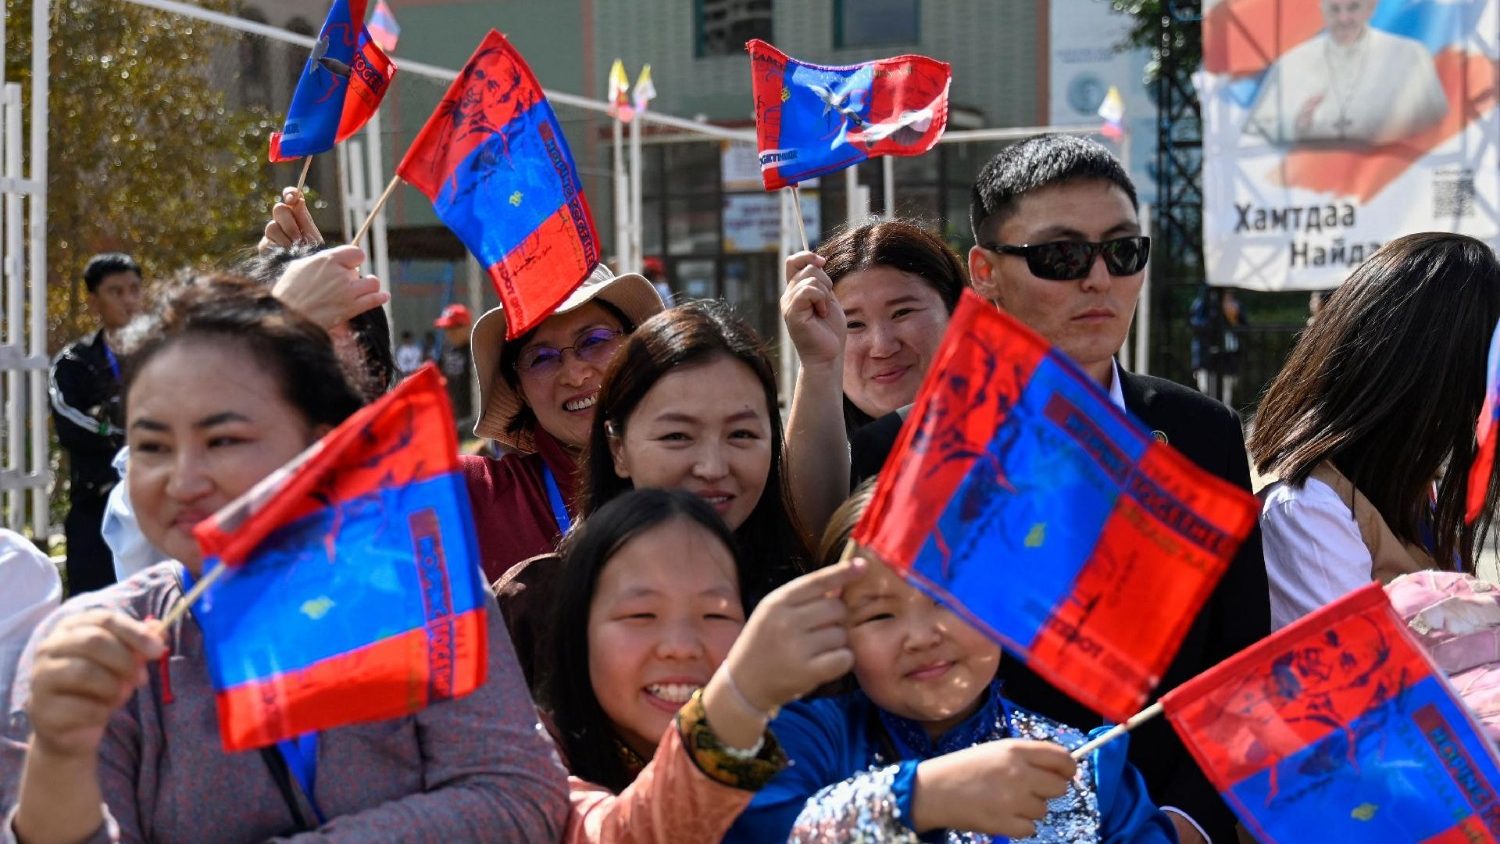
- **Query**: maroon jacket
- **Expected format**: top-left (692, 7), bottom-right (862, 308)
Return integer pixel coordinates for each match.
top-left (462, 429), bottom-right (580, 584)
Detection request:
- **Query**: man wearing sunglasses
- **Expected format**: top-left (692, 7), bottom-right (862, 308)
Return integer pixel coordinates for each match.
top-left (962, 134), bottom-right (1269, 844)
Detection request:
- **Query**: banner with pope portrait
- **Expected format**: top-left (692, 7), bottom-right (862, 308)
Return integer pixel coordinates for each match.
top-left (1201, 0), bottom-right (1500, 290)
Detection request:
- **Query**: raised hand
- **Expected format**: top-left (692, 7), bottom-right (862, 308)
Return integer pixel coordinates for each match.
top-left (702, 556), bottom-right (865, 748)
top-left (258, 186), bottom-right (326, 253)
top-left (271, 244), bottom-right (389, 329)
top-left (782, 251), bottom-right (846, 368)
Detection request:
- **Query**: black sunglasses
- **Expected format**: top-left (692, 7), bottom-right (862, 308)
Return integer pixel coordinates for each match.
top-left (982, 235), bottom-right (1151, 282)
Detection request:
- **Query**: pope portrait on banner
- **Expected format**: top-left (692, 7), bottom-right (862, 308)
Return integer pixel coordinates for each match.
top-left (1244, 0), bottom-right (1448, 146)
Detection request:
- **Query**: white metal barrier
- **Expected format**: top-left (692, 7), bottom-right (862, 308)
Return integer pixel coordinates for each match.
top-left (0, 1), bottom-right (51, 538)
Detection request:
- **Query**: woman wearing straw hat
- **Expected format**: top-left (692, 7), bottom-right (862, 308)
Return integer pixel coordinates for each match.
top-left (464, 265), bottom-right (663, 583)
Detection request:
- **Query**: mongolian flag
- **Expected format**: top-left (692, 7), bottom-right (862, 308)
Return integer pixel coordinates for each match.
top-left (367, 0), bottom-right (401, 53)
top-left (191, 365), bottom-right (489, 752)
top-left (747, 39), bottom-right (951, 191)
top-left (852, 291), bottom-right (1258, 721)
top-left (1468, 318), bottom-right (1500, 522)
top-left (1161, 583), bottom-right (1500, 843)
top-left (269, 0), bottom-right (397, 163)
top-left (397, 30), bottom-right (600, 338)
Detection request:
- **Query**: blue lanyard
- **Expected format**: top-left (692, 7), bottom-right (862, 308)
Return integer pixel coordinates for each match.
top-left (277, 733), bottom-right (325, 825)
top-left (542, 462), bottom-right (570, 535)
top-left (103, 342), bottom-right (122, 382)
top-left (178, 565), bottom-right (325, 825)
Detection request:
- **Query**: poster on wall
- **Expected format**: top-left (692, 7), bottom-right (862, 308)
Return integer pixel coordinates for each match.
top-left (1048, 0), bottom-right (1157, 204)
top-left (1201, 0), bottom-right (1499, 290)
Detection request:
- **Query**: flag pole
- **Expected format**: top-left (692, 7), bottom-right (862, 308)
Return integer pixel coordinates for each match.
top-left (788, 185), bottom-right (810, 252)
top-left (295, 156), bottom-right (314, 193)
top-left (158, 564), bottom-right (231, 628)
top-left (1069, 701), bottom-right (1164, 760)
top-left (353, 176), bottom-right (401, 246)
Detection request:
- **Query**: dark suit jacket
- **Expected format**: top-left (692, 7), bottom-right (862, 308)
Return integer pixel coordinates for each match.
top-left (848, 371), bottom-right (1269, 842)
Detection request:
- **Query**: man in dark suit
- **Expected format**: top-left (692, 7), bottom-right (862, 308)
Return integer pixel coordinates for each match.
top-left (853, 135), bottom-right (1267, 843)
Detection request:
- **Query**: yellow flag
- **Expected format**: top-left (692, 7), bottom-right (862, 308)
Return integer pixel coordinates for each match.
top-left (608, 59), bottom-right (632, 121)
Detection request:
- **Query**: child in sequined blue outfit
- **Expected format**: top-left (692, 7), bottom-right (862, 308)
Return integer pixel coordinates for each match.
top-left (724, 486), bottom-right (1179, 844)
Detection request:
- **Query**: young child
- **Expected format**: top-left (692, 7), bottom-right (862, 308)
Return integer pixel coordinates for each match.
top-left (725, 483), bottom-right (1178, 843)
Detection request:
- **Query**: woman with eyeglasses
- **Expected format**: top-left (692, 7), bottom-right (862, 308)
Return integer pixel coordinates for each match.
top-left (464, 266), bottom-right (664, 584)
top-left (780, 220), bottom-right (967, 535)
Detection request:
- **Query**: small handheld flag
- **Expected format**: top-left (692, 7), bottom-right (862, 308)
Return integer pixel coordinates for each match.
top-left (852, 291), bottom-right (1258, 721)
top-left (269, 0), bottom-right (397, 163)
top-left (747, 39), bottom-right (951, 191)
top-left (1162, 583), bottom-right (1500, 843)
top-left (1467, 319), bottom-right (1500, 522)
top-left (608, 59), bottom-right (634, 123)
top-left (633, 64), bottom-right (657, 117)
top-left (397, 31), bottom-right (601, 338)
top-left (1098, 86), bottom-right (1125, 141)
top-left (191, 365), bottom-right (489, 752)
top-left (368, 0), bottom-right (401, 53)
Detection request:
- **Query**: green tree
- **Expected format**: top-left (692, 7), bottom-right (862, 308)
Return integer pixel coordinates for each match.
top-left (1108, 0), bottom-right (1202, 85)
top-left (6, 0), bottom-right (277, 350)
top-left (4, 0), bottom-right (279, 538)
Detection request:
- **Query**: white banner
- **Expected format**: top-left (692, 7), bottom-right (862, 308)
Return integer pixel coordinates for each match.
top-left (1048, 0), bottom-right (1157, 203)
top-left (1202, 0), bottom-right (1500, 290)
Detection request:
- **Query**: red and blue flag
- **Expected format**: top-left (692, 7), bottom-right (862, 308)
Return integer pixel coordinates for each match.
top-left (191, 365), bottom-right (488, 752)
top-left (397, 30), bottom-right (600, 338)
top-left (1469, 318), bottom-right (1500, 523)
top-left (1162, 583), bottom-right (1500, 843)
top-left (851, 292), bottom-right (1258, 721)
top-left (368, 0), bottom-right (400, 53)
top-left (747, 39), bottom-right (951, 191)
top-left (269, 0), bottom-right (397, 163)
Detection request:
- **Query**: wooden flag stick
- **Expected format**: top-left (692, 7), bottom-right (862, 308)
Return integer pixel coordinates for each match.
top-left (158, 564), bottom-right (232, 628)
top-left (788, 184), bottom-right (811, 252)
top-left (353, 176), bottom-right (401, 247)
top-left (295, 156), bottom-right (314, 193)
top-left (1069, 701), bottom-right (1165, 760)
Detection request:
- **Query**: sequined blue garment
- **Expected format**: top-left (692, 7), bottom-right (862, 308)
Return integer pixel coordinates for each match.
top-left (723, 681), bottom-right (1177, 844)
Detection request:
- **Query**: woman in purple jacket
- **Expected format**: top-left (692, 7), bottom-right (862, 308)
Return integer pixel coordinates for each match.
top-left (2, 276), bottom-right (567, 843)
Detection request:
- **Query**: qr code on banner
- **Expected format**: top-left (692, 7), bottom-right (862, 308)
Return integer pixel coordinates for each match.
top-left (1433, 170), bottom-right (1477, 218)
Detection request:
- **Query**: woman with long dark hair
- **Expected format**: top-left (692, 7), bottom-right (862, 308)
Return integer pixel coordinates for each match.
top-left (580, 299), bottom-right (807, 600)
top-left (780, 220), bottom-right (966, 533)
top-left (1251, 232), bottom-right (1500, 629)
top-left (536, 488), bottom-right (858, 842)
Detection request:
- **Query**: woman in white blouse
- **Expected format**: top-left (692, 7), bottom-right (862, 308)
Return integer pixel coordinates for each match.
top-left (1250, 233), bottom-right (1500, 629)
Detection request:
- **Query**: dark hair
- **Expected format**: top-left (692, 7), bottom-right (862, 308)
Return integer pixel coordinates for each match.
top-left (237, 244), bottom-right (396, 401)
top-left (969, 134), bottom-right (1138, 245)
top-left (536, 488), bottom-right (747, 793)
top-left (815, 479), bottom-right (877, 571)
top-left (117, 274), bottom-right (364, 430)
top-left (1250, 233), bottom-right (1500, 571)
top-left (498, 297), bottom-right (636, 441)
top-left (818, 219), bottom-right (966, 431)
top-left (83, 253), bottom-right (142, 293)
top-left (581, 299), bottom-right (807, 599)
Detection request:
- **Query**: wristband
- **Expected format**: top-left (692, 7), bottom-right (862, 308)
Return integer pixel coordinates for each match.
top-left (723, 668), bottom-right (780, 725)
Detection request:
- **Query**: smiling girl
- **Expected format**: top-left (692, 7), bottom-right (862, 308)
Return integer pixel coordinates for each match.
top-left (535, 488), bottom-right (861, 843)
top-left (725, 483), bottom-right (1176, 843)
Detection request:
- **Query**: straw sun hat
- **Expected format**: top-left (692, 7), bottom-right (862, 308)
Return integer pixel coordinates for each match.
top-left (470, 265), bottom-right (663, 452)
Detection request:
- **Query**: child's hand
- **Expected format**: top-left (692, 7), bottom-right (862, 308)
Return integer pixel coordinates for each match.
top-left (911, 739), bottom-right (1078, 838)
